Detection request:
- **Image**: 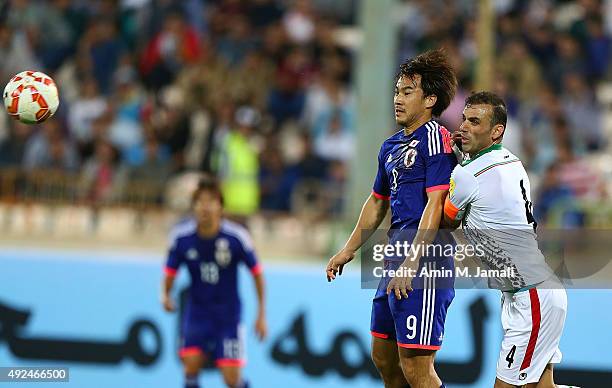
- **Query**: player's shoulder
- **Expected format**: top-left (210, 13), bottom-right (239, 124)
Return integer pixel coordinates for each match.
top-left (462, 146), bottom-right (522, 175)
top-left (220, 219), bottom-right (254, 251)
top-left (379, 128), bottom-right (405, 150)
top-left (168, 217), bottom-right (197, 245)
top-left (416, 120), bottom-right (452, 157)
top-left (451, 163), bottom-right (478, 184)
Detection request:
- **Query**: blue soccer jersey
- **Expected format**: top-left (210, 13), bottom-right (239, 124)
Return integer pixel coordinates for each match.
top-left (373, 120), bottom-right (456, 234)
top-left (165, 218), bottom-right (262, 318)
top-left (370, 120), bottom-right (456, 350)
top-left (165, 218), bottom-right (262, 364)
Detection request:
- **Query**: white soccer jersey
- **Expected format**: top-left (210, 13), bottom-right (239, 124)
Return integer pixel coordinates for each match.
top-left (445, 144), bottom-right (554, 291)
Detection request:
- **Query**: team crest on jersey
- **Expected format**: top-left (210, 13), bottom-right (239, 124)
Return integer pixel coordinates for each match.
top-left (186, 248), bottom-right (199, 260)
top-left (404, 148), bottom-right (417, 167)
top-left (519, 372), bottom-right (527, 381)
top-left (215, 238), bottom-right (232, 267)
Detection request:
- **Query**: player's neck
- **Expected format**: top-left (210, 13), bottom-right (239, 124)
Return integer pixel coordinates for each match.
top-left (468, 142), bottom-right (502, 159)
top-left (197, 221), bottom-right (220, 238)
top-left (402, 114), bottom-right (432, 136)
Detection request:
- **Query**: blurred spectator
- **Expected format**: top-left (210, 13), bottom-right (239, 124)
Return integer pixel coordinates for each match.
top-left (216, 106), bottom-right (260, 222)
top-left (496, 39), bottom-right (542, 102)
top-left (55, 47), bottom-right (95, 104)
top-left (520, 86), bottom-right (564, 173)
top-left (259, 136), bottom-right (299, 212)
top-left (535, 164), bottom-right (584, 228)
top-left (561, 72), bottom-right (604, 151)
top-left (0, 25), bottom-right (40, 82)
top-left (84, 18), bottom-right (127, 95)
top-left (302, 71), bottom-right (354, 131)
top-left (295, 132), bottom-right (328, 181)
top-left (140, 11), bottom-right (200, 90)
top-left (247, 0), bottom-right (284, 29)
top-left (267, 47), bottom-right (315, 125)
top-left (18, 0), bottom-right (77, 70)
top-left (584, 16), bottom-right (611, 80)
top-left (109, 63), bottom-right (145, 163)
top-left (325, 160), bottom-right (348, 216)
top-left (67, 77), bottom-right (107, 149)
top-left (22, 121), bottom-right (79, 172)
top-left (127, 135), bottom-right (171, 187)
top-left (283, 0), bottom-right (316, 44)
top-left (153, 89), bottom-right (191, 173)
top-left (79, 139), bottom-right (124, 204)
top-left (555, 136), bottom-right (607, 201)
top-left (216, 15), bottom-right (256, 66)
top-left (547, 34), bottom-right (586, 91)
top-left (0, 122), bottom-right (33, 168)
top-left (524, 23), bottom-right (556, 69)
top-left (313, 109), bottom-right (354, 162)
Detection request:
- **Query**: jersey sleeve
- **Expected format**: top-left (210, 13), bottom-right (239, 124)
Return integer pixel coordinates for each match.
top-left (444, 165), bottom-right (479, 220)
top-left (424, 150), bottom-right (455, 193)
top-left (372, 144), bottom-right (390, 200)
top-left (234, 229), bottom-right (263, 276)
top-left (165, 236), bottom-right (183, 277)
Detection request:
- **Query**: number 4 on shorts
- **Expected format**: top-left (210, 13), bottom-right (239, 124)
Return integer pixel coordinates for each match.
top-left (506, 345), bottom-right (517, 368)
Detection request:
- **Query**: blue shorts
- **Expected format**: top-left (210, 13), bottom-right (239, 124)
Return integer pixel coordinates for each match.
top-left (179, 308), bottom-right (245, 367)
top-left (370, 259), bottom-right (454, 350)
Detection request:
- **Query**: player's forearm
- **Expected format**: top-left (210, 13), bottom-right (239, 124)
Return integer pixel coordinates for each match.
top-left (343, 194), bottom-right (389, 253)
top-left (403, 195), bottom-right (445, 265)
top-left (415, 200), bottom-right (443, 246)
top-left (253, 273), bottom-right (266, 315)
top-left (163, 275), bottom-right (175, 296)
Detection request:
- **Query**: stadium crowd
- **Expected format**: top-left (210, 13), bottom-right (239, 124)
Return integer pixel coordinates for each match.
top-left (0, 0), bottom-right (609, 226)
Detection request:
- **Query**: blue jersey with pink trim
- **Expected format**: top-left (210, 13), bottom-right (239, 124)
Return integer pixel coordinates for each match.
top-left (373, 120), bottom-right (456, 234)
top-left (165, 218), bottom-right (261, 318)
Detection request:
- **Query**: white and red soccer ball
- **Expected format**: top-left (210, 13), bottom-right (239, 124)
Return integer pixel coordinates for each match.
top-left (3, 70), bottom-right (59, 124)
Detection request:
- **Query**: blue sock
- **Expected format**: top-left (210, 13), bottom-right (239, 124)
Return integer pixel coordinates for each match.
top-left (185, 374), bottom-right (199, 388)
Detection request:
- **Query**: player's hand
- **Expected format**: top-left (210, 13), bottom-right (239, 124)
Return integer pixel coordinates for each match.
top-left (326, 249), bottom-right (355, 282)
top-left (451, 130), bottom-right (465, 162)
top-left (386, 271), bottom-right (413, 300)
top-left (161, 293), bottom-right (175, 312)
top-left (255, 314), bottom-right (267, 341)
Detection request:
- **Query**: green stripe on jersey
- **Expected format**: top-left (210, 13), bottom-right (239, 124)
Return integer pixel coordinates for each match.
top-left (473, 159), bottom-right (520, 177)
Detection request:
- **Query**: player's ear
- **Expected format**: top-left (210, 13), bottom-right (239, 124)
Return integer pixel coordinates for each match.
top-left (425, 94), bottom-right (437, 110)
top-left (492, 124), bottom-right (505, 141)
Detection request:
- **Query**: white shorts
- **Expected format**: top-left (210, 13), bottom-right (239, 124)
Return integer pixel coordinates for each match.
top-left (496, 287), bottom-right (567, 385)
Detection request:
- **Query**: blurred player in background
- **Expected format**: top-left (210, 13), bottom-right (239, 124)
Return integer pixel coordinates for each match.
top-left (326, 49), bottom-right (457, 388)
top-left (162, 176), bottom-right (267, 388)
top-left (443, 92), bottom-right (567, 388)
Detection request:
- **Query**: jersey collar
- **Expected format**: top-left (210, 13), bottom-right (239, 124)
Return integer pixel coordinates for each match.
top-left (461, 143), bottom-right (502, 166)
top-left (403, 119), bottom-right (435, 139)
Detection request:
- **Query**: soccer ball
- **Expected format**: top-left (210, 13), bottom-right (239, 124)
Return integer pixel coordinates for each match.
top-left (3, 70), bottom-right (59, 124)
